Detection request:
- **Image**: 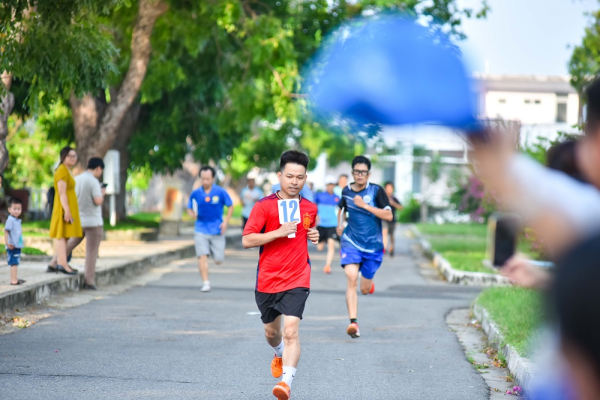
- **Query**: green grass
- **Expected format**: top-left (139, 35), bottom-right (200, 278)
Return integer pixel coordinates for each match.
top-left (416, 223), bottom-right (487, 237)
top-left (0, 245), bottom-right (46, 255)
top-left (476, 287), bottom-right (543, 357)
top-left (442, 252), bottom-right (490, 273)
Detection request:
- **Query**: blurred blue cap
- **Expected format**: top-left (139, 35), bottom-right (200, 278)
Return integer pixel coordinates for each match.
top-left (308, 16), bottom-right (480, 131)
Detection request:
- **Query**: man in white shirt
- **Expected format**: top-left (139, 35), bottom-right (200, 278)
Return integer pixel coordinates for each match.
top-left (48, 158), bottom-right (105, 289)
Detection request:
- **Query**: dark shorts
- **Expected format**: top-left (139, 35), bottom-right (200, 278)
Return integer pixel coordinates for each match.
top-left (255, 288), bottom-right (310, 324)
top-left (317, 226), bottom-right (338, 243)
top-left (7, 248), bottom-right (21, 266)
top-left (383, 220), bottom-right (396, 235)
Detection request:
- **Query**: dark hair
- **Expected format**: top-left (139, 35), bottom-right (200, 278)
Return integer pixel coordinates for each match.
top-left (199, 165), bottom-right (216, 178)
top-left (384, 181), bottom-right (394, 189)
top-left (352, 155), bottom-right (371, 170)
top-left (59, 146), bottom-right (75, 164)
top-left (552, 234), bottom-right (600, 381)
top-left (546, 140), bottom-right (587, 182)
top-left (87, 157), bottom-right (105, 170)
top-left (8, 197), bottom-right (22, 207)
top-left (586, 78), bottom-right (600, 134)
top-left (279, 150), bottom-right (309, 171)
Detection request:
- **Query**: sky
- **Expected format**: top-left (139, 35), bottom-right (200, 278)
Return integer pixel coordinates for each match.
top-left (456, 0), bottom-right (597, 76)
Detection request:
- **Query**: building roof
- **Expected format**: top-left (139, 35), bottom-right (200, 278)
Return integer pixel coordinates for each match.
top-left (474, 73), bottom-right (577, 94)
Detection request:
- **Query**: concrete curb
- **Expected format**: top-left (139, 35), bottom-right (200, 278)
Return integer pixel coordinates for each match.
top-left (473, 304), bottom-right (536, 392)
top-left (0, 244), bottom-right (197, 314)
top-left (410, 224), bottom-right (511, 286)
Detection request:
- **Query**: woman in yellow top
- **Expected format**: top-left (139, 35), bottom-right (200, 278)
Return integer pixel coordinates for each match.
top-left (49, 146), bottom-right (82, 275)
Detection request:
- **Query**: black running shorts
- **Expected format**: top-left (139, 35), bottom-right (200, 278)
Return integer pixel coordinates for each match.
top-left (255, 288), bottom-right (310, 324)
top-left (317, 226), bottom-right (338, 243)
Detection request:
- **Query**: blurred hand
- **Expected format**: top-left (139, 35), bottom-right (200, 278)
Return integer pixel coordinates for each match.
top-left (101, 187), bottom-right (107, 196)
top-left (353, 195), bottom-right (367, 209)
top-left (63, 211), bottom-right (72, 223)
top-left (277, 222), bottom-right (297, 238)
top-left (336, 226), bottom-right (344, 237)
top-left (220, 221), bottom-right (228, 235)
top-left (6, 243), bottom-right (14, 250)
top-left (500, 254), bottom-right (552, 290)
top-left (307, 228), bottom-right (319, 244)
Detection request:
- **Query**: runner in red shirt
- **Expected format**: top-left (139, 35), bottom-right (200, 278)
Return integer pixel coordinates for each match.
top-left (243, 150), bottom-right (319, 400)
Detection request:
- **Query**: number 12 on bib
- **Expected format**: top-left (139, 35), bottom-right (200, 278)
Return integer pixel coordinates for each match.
top-left (278, 199), bottom-right (301, 238)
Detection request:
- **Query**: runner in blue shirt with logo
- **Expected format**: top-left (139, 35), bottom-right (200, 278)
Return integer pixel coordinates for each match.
top-left (336, 156), bottom-right (393, 338)
top-left (187, 166), bottom-right (233, 292)
top-left (315, 175), bottom-right (341, 274)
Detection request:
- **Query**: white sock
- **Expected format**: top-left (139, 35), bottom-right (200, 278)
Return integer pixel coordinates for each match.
top-left (281, 366), bottom-right (296, 387)
top-left (203, 281), bottom-right (210, 286)
top-left (272, 340), bottom-right (284, 358)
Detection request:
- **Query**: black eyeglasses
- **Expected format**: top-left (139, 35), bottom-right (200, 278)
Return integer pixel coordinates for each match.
top-left (352, 169), bottom-right (369, 176)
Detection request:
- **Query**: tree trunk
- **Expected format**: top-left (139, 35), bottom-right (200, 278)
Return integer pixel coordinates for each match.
top-left (71, 0), bottom-right (167, 172)
top-left (112, 102), bottom-right (140, 220)
top-left (0, 72), bottom-right (15, 174)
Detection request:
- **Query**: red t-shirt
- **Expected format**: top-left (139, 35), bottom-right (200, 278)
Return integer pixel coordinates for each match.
top-left (243, 193), bottom-right (318, 293)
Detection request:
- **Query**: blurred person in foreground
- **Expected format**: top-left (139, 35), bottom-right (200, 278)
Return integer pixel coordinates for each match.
top-left (187, 166), bottom-right (233, 293)
top-left (381, 182), bottom-right (403, 257)
top-left (241, 173), bottom-right (264, 230)
top-left (315, 175), bottom-right (340, 274)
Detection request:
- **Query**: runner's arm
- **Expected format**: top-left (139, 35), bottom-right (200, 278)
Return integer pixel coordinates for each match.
top-left (389, 197), bottom-right (403, 210)
top-left (243, 223), bottom-right (297, 248)
top-left (363, 204), bottom-right (393, 221)
top-left (336, 207), bottom-right (346, 236)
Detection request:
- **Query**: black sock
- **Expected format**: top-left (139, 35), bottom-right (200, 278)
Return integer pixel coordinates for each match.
top-left (350, 318), bottom-right (357, 324)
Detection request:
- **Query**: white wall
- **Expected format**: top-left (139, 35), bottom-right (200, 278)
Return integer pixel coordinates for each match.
top-left (485, 91), bottom-right (558, 124)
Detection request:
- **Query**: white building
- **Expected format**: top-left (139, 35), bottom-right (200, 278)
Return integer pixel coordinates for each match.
top-left (313, 74), bottom-right (581, 211)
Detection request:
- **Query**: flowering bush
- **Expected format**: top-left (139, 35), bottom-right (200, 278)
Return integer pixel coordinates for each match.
top-left (449, 174), bottom-right (497, 223)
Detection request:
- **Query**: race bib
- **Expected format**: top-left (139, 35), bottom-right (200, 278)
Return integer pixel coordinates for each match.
top-left (278, 199), bottom-right (301, 238)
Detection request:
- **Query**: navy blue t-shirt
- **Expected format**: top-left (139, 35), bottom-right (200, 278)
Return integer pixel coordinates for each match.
top-left (338, 183), bottom-right (390, 252)
top-left (188, 185), bottom-right (233, 235)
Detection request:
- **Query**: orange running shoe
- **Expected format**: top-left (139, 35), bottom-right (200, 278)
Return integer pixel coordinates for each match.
top-left (346, 322), bottom-right (360, 338)
top-left (272, 381), bottom-right (291, 400)
top-left (323, 265), bottom-right (331, 274)
top-left (369, 282), bottom-right (375, 294)
top-left (271, 355), bottom-right (283, 378)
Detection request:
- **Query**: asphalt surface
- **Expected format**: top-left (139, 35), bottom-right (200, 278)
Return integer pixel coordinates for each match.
top-left (0, 228), bottom-right (488, 399)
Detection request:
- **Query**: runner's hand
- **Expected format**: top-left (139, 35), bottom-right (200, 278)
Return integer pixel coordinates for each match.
top-left (353, 195), bottom-right (367, 209)
top-left (336, 226), bottom-right (344, 237)
top-left (220, 221), bottom-right (228, 235)
top-left (277, 222), bottom-right (297, 238)
top-left (307, 228), bottom-right (319, 244)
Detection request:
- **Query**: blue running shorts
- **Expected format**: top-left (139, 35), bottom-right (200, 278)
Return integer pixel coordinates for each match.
top-left (340, 247), bottom-right (384, 280)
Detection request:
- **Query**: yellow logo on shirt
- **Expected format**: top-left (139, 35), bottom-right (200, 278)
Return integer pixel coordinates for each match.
top-left (212, 196), bottom-right (219, 204)
top-left (303, 213), bottom-right (312, 229)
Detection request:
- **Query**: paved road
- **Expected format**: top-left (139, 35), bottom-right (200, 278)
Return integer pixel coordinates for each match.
top-left (0, 228), bottom-right (488, 399)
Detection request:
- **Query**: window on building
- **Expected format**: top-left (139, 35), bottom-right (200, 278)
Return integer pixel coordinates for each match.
top-left (499, 99), bottom-right (506, 104)
top-left (412, 166), bottom-right (422, 195)
top-left (556, 94), bottom-right (568, 123)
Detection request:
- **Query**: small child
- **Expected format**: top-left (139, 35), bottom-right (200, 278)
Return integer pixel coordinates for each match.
top-left (5, 198), bottom-right (25, 285)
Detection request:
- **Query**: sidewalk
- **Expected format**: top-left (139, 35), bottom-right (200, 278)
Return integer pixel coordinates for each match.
top-left (0, 228), bottom-right (243, 314)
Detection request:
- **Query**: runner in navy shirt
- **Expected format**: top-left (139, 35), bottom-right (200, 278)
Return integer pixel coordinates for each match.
top-left (187, 166), bottom-right (233, 292)
top-left (337, 156), bottom-right (392, 338)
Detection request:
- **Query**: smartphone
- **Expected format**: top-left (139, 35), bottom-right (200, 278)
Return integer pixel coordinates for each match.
top-left (101, 183), bottom-right (108, 188)
top-left (487, 213), bottom-right (521, 268)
